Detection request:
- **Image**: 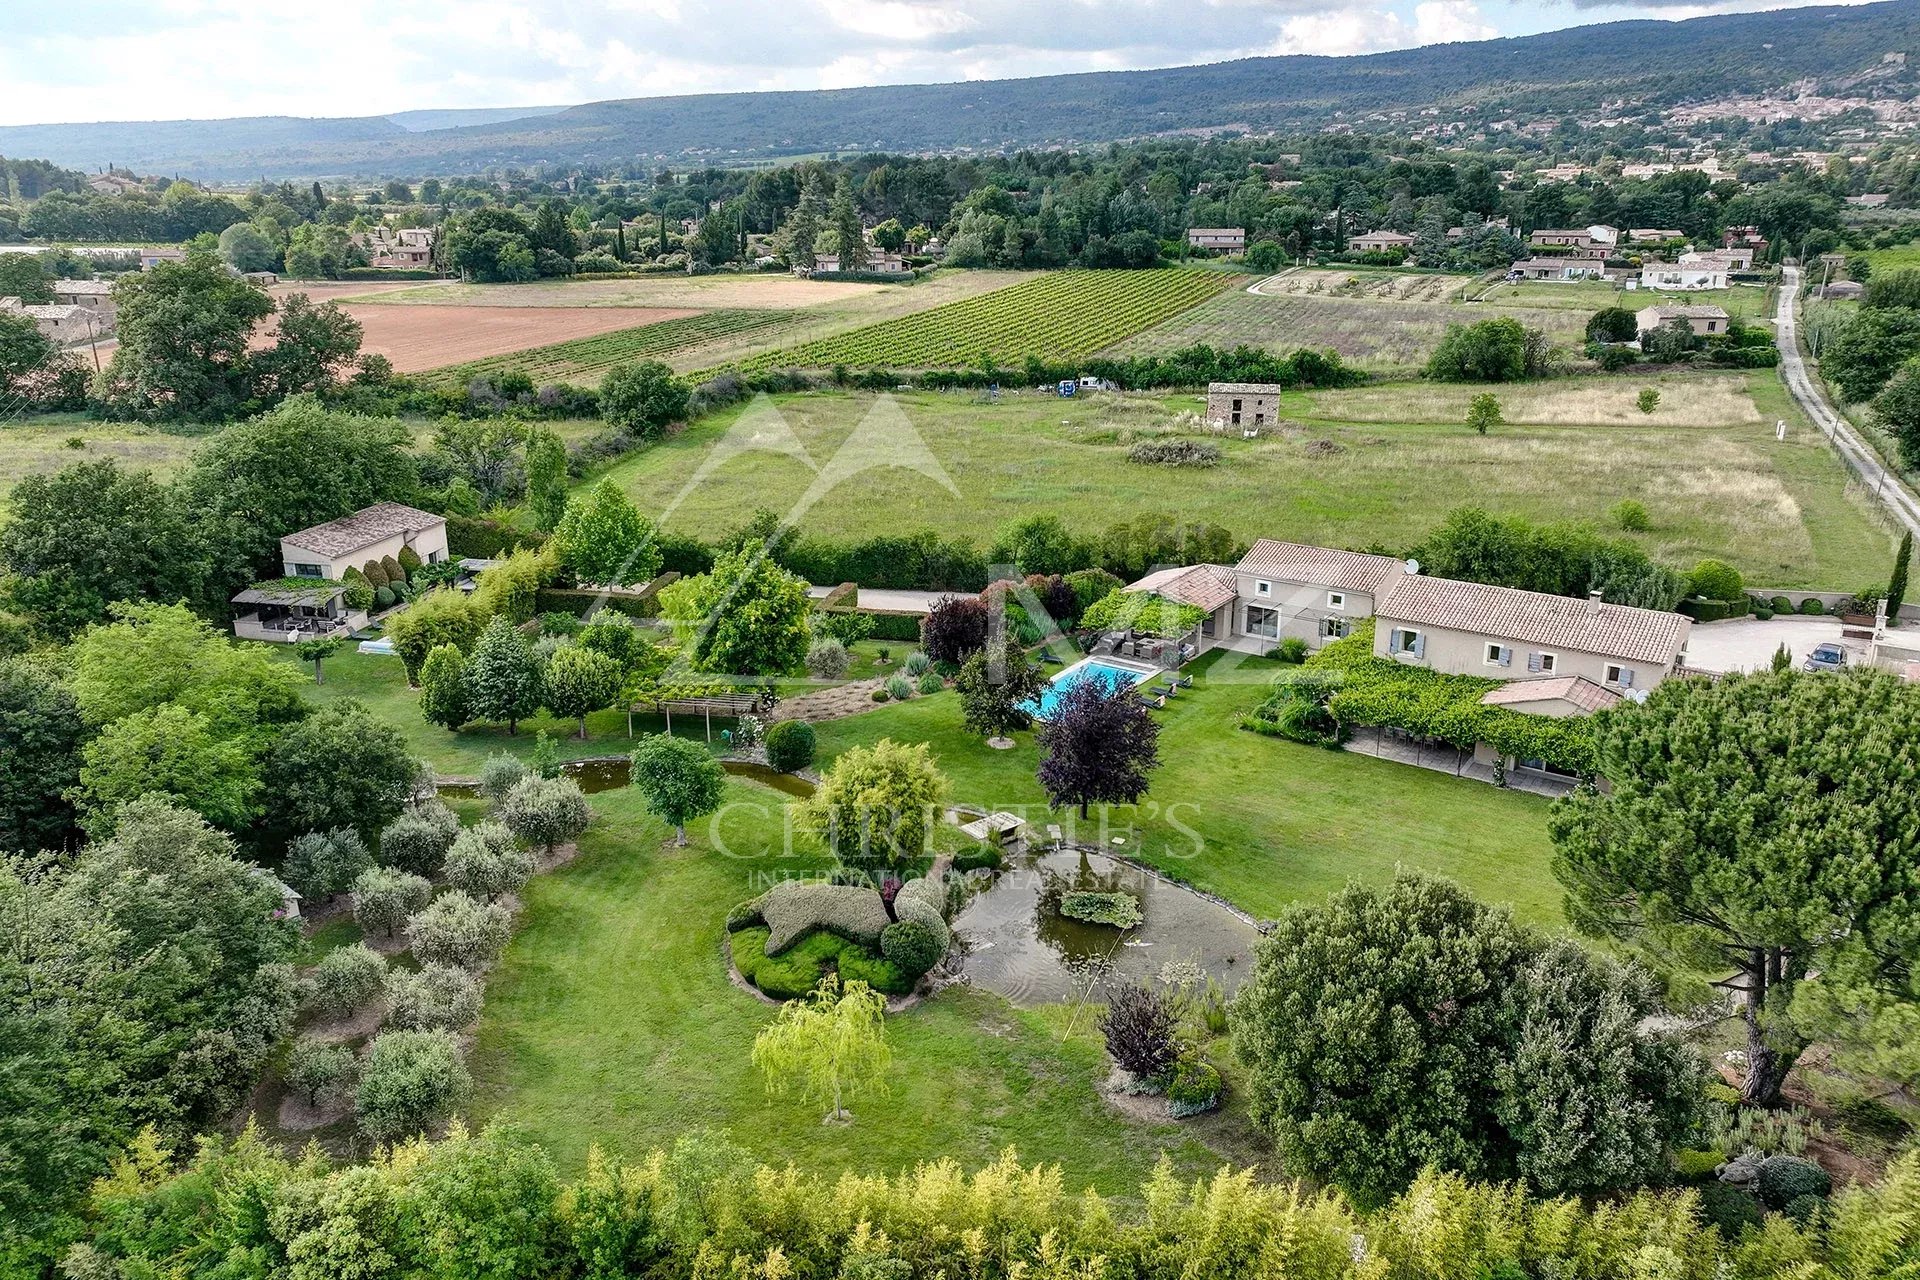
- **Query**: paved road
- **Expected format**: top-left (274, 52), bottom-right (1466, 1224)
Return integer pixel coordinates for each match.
top-left (1775, 264), bottom-right (1920, 539)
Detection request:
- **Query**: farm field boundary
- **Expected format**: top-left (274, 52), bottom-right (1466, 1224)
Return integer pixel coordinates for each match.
top-left (423, 309), bottom-right (797, 386)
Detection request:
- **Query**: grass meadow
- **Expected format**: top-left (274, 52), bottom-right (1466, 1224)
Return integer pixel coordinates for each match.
top-left (597, 372), bottom-right (1896, 589)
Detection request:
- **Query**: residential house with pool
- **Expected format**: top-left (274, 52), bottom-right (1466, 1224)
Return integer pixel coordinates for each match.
top-left (1111, 538), bottom-right (1692, 780)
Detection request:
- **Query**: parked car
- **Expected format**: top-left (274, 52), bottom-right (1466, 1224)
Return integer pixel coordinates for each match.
top-left (1803, 642), bottom-right (1849, 673)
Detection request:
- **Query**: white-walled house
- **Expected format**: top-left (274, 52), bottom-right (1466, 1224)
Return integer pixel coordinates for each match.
top-left (231, 503), bottom-right (449, 643)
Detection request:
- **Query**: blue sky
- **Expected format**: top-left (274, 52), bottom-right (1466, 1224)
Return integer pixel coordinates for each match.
top-left (0, 0), bottom-right (1887, 126)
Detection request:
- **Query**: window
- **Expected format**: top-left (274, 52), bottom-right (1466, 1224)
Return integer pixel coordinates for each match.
top-left (428, 550), bottom-right (443, 564)
top-left (1389, 627), bottom-right (1423, 657)
top-left (1245, 605), bottom-right (1279, 639)
top-left (1527, 651), bottom-right (1558, 674)
top-left (1605, 664), bottom-right (1635, 687)
top-left (1484, 642), bottom-right (1512, 667)
top-left (1231, 398), bottom-right (1243, 412)
top-left (291, 562), bottom-right (324, 578)
top-left (1326, 591), bottom-right (1345, 610)
top-left (1255, 580), bottom-right (1271, 597)
top-left (1320, 616), bottom-right (1350, 640)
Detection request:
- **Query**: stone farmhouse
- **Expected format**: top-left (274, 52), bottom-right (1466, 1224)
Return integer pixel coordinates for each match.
top-left (1637, 303), bottom-right (1730, 337)
top-left (1204, 382), bottom-right (1282, 433)
top-left (1186, 227), bottom-right (1246, 253)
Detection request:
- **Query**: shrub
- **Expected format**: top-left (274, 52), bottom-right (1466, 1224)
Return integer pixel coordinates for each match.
top-left (383, 963), bottom-right (484, 1032)
top-left (1688, 558), bottom-right (1746, 603)
top-left (726, 895), bottom-right (765, 931)
top-left (407, 892), bottom-right (512, 971)
top-left (1757, 1155), bottom-right (1832, 1209)
top-left (1595, 344), bottom-right (1639, 372)
top-left (1097, 981), bottom-right (1179, 1082)
top-left (871, 688), bottom-right (891, 702)
top-left (357, 1029), bottom-right (472, 1143)
top-left (478, 752), bottom-right (534, 803)
top-left (764, 720), bottom-right (817, 773)
top-left (758, 878), bottom-right (891, 953)
top-left (952, 844), bottom-right (1003, 873)
top-left (730, 926), bottom-right (910, 999)
top-left (903, 651), bottom-right (931, 676)
top-left (1770, 595), bottom-right (1795, 615)
top-left (498, 775), bottom-right (591, 855)
top-left (879, 919), bottom-right (946, 979)
top-left (1611, 499), bottom-right (1651, 532)
top-left (442, 820), bottom-right (534, 901)
top-left (1673, 1148), bottom-right (1724, 1182)
top-left (920, 595), bottom-right (989, 664)
top-left (397, 546), bottom-right (422, 576)
top-left (1275, 636), bottom-right (1308, 664)
top-left (1128, 438), bottom-right (1222, 467)
top-left (1637, 387), bottom-right (1661, 415)
top-left (1060, 890), bottom-right (1144, 928)
top-left (805, 638), bottom-right (850, 680)
top-left (285, 1035), bottom-right (357, 1107)
top-left (539, 610), bottom-right (583, 636)
top-left (885, 675), bottom-right (914, 700)
top-left (1698, 1182), bottom-right (1764, 1240)
top-left (1799, 597), bottom-right (1829, 616)
top-left (307, 943), bottom-right (387, 1019)
top-left (1167, 1057), bottom-right (1223, 1118)
top-left (379, 803), bottom-right (461, 876)
top-left (381, 555), bottom-right (405, 587)
top-left (916, 672), bottom-right (944, 695)
top-left (283, 827), bottom-right (374, 903)
top-left (351, 866), bottom-right (433, 939)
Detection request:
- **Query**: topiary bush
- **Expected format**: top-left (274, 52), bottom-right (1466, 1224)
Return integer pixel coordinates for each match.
top-left (1166, 1056), bottom-right (1223, 1118)
top-left (1688, 558), bottom-right (1746, 603)
top-left (726, 895), bottom-right (765, 932)
top-left (764, 720), bottom-right (816, 773)
top-left (1757, 1155), bottom-right (1832, 1210)
top-left (1799, 597), bottom-right (1829, 616)
top-left (880, 919), bottom-right (945, 979)
top-left (730, 925), bottom-right (911, 999)
top-left (758, 878), bottom-right (891, 953)
top-left (381, 554), bottom-right (405, 586)
top-left (870, 688), bottom-right (891, 702)
top-left (1771, 595), bottom-right (1795, 615)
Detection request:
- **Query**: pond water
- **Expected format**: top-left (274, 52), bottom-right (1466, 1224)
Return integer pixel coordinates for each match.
top-left (951, 847), bottom-right (1260, 1007)
top-left (441, 756), bottom-right (816, 799)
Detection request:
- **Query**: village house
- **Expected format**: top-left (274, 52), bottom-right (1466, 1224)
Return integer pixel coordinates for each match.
top-left (50, 279), bottom-right (115, 322)
top-left (1821, 280), bottom-right (1867, 300)
top-left (1527, 225), bottom-right (1618, 259)
top-left (1532, 164), bottom-right (1590, 184)
top-left (230, 503), bottom-right (449, 643)
top-left (811, 249), bottom-right (909, 274)
top-left (1186, 227), bottom-right (1246, 253)
top-left (1637, 303), bottom-right (1730, 337)
top-left (1509, 256), bottom-right (1606, 281)
top-left (138, 247), bottom-right (186, 270)
top-left (1204, 382), bottom-right (1282, 432)
top-left (354, 227), bottom-right (436, 269)
top-left (1347, 230), bottom-right (1416, 254)
top-left (0, 296), bottom-right (106, 345)
top-left (1627, 228), bottom-right (1685, 244)
top-left (1639, 259), bottom-right (1728, 291)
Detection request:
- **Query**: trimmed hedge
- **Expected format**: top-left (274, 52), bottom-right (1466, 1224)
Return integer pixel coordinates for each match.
top-left (1261, 621), bottom-right (1596, 775)
top-left (764, 720), bottom-right (818, 773)
top-left (447, 515), bottom-right (547, 559)
top-left (730, 925), bottom-right (911, 999)
top-left (1678, 596), bottom-right (1750, 623)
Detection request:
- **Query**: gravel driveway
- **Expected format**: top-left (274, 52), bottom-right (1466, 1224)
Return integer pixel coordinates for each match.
top-left (1685, 615), bottom-right (1856, 674)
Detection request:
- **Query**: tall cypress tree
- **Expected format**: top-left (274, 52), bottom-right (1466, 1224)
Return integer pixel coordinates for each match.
top-left (1888, 529), bottom-right (1913, 626)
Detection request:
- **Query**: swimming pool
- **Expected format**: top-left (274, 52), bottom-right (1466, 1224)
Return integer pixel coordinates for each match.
top-left (1023, 657), bottom-right (1157, 720)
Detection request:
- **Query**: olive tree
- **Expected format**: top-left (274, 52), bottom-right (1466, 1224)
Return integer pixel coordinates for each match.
top-left (407, 892), bottom-right (512, 972)
top-left (356, 1029), bottom-right (472, 1143)
top-left (441, 820), bottom-right (535, 901)
top-left (351, 866), bottom-right (433, 939)
top-left (497, 775), bottom-right (591, 858)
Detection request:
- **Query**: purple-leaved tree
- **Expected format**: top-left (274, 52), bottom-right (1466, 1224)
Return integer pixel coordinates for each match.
top-left (1036, 676), bottom-right (1161, 819)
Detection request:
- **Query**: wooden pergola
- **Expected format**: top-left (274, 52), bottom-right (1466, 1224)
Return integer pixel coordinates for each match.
top-left (628, 692), bottom-right (765, 741)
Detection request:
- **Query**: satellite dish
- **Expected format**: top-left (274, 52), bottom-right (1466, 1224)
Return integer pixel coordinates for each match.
top-left (1405, 558), bottom-right (1421, 575)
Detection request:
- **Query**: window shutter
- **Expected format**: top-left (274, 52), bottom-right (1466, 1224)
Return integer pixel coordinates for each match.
top-left (1620, 668), bottom-right (1635, 687)
top-left (1527, 652), bottom-right (1543, 673)
top-left (1388, 630), bottom-right (1402, 654)
top-left (1412, 634), bottom-right (1426, 659)
top-left (1499, 646), bottom-right (1512, 667)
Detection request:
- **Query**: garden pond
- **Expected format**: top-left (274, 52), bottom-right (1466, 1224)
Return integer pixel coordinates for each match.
top-left (952, 846), bottom-right (1260, 1007)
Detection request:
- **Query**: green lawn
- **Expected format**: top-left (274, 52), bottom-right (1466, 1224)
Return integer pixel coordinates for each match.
top-left (466, 779), bottom-right (1258, 1189)
top-left (816, 651), bottom-right (1563, 928)
top-left (595, 374), bottom-right (1894, 589)
top-left (1473, 279), bottom-right (1776, 325)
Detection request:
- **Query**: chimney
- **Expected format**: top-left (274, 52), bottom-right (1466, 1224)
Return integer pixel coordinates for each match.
top-left (1587, 589), bottom-right (1603, 616)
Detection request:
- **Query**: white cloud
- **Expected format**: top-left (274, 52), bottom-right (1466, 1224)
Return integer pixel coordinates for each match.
top-left (0, 0), bottom-right (1877, 126)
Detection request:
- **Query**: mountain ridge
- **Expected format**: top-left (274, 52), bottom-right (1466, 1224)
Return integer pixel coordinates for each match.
top-left (3, 1), bottom-right (1916, 180)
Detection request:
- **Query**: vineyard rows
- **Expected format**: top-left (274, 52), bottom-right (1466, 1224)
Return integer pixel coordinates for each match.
top-left (426, 309), bottom-right (795, 386)
top-left (720, 269), bottom-right (1234, 373)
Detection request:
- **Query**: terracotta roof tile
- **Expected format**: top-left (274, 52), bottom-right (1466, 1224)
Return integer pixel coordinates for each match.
top-left (1236, 539), bottom-right (1405, 596)
top-left (1380, 574), bottom-right (1690, 665)
top-left (282, 502), bottom-right (445, 558)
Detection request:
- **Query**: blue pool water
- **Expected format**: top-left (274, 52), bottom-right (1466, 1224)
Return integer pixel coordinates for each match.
top-left (1023, 659), bottom-right (1154, 720)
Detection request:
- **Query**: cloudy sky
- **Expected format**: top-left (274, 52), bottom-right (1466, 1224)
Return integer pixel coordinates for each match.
top-left (0, 0), bottom-right (1887, 126)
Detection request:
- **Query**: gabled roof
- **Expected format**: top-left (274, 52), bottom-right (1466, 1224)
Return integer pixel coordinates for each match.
top-left (1480, 676), bottom-right (1623, 714)
top-left (1641, 303), bottom-right (1730, 319)
top-left (1124, 564), bottom-right (1239, 613)
top-left (282, 502), bottom-right (444, 557)
top-left (1236, 539), bottom-right (1404, 596)
top-left (1378, 574), bottom-right (1690, 665)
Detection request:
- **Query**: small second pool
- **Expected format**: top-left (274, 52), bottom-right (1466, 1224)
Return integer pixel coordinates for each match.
top-left (1023, 657), bottom-right (1157, 720)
